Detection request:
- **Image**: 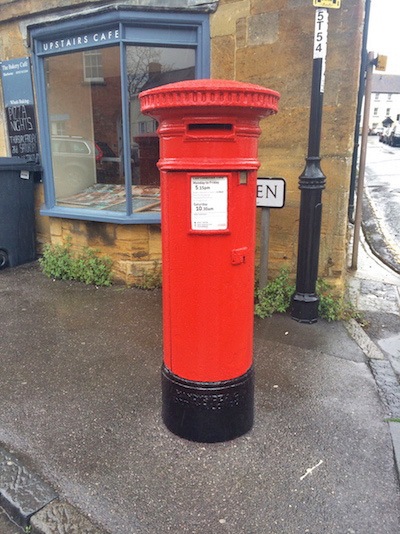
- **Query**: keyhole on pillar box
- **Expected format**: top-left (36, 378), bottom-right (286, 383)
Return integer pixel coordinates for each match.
top-left (239, 171), bottom-right (248, 185)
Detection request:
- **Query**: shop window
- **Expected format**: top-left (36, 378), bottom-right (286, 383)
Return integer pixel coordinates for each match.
top-left (30, 11), bottom-right (210, 223)
top-left (46, 47), bottom-right (125, 210)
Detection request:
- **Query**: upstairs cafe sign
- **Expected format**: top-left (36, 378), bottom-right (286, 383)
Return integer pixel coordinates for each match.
top-left (0, 57), bottom-right (39, 160)
top-left (36, 27), bottom-right (120, 54)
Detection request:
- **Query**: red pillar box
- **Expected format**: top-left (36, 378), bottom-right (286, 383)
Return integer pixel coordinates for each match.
top-left (140, 80), bottom-right (279, 442)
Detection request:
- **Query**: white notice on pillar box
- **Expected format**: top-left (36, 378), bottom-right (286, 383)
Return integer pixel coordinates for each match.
top-left (191, 176), bottom-right (228, 231)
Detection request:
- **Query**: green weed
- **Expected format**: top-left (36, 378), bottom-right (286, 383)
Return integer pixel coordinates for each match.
top-left (255, 268), bottom-right (294, 319)
top-left (255, 268), bottom-right (362, 322)
top-left (133, 261), bottom-right (162, 290)
top-left (39, 240), bottom-right (112, 286)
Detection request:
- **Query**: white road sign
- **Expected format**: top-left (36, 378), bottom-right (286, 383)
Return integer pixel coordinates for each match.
top-left (256, 177), bottom-right (286, 208)
top-left (313, 8), bottom-right (329, 93)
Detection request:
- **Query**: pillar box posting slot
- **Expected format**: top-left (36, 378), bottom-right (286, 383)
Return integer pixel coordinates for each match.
top-left (140, 80), bottom-right (279, 442)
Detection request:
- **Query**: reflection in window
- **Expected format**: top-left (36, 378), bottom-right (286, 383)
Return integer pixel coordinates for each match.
top-left (46, 47), bottom-right (125, 211)
top-left (50, 119), bottom-right (67, 136)
top-left (128, 46), bottom-right (195, 187)
top-left (83, 50), bottom-right (104, 83)
top-left (45, 45), bottom-right (195, 214)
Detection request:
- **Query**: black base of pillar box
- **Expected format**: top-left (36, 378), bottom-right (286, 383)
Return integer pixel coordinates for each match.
top-left (291, 293), bottom-right (319, 324)
top-left (161, 364), bottom-right (254, 443)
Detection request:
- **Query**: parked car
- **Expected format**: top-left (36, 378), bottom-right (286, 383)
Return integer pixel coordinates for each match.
top-left (95, 141), bottom-right (122, 184)
top-left (379, 127), bottom-right (392, 144)
top-left (51, 135), bottom-right (101, 197)
top-left (369, 126), bottom-right (384, 136)
top-left (388, 124), bottom-right (400, 147)
top-left (52, 135), bottom-right (102, 159)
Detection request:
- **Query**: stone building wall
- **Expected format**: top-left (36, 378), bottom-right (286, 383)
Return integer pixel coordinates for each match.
top-left (211, 0), bottom-right (364, 288)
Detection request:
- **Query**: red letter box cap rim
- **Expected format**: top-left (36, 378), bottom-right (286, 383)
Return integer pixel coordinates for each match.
top-left (140, 79), bottom-right (280, 117)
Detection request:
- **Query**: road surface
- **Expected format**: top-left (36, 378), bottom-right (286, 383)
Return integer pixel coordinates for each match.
top-left (363, 136), bottom-right (400, 272)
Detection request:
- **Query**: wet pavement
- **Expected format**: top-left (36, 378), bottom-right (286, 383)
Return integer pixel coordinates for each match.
top-left (363, 137), bottom-right (400, 274)
top-left (348, 209), bottom-right (400, 377)
top-left (1, 250), bottom-right (400, 533)
top-left (0, 508), bottom-right (22, 534)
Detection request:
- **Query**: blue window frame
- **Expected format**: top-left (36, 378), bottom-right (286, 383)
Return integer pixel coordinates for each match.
top-left (30, 10), bottom-right (210, 224)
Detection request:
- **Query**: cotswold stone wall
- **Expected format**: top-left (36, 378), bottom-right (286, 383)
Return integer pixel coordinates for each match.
top-left (211, 0), bottom-right (364, 289)
top-left (32, 185), bottom-right (162, 285)
top-left (47, 217), bottom-right (162, 284)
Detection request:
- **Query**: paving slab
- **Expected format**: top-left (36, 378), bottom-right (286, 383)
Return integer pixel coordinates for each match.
top-left (0, 446), bottom-right (57, 528)
top-left (30, 500), bottom-right (107, 534)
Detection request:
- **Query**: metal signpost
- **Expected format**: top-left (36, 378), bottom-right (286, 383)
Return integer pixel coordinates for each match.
top-left (257, 177), bottom-right (286, 289)
top-left (291, 3), bottom-right (336, 323)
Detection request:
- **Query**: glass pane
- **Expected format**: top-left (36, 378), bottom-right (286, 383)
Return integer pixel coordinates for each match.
top-left (128, 46), bottom-right (195, 207)
top-left (46, 47), bottom-right (126, 212)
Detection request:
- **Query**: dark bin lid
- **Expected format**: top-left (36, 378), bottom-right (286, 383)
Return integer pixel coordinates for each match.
top-left (0, 157), bottom-right (41, 172)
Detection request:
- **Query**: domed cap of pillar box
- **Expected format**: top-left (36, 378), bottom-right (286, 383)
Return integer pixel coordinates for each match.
top-left (139, 79), bottom-right (280, 120)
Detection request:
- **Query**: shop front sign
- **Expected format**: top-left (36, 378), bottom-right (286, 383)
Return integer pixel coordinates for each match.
top-left (0, 57), bottom-right (39, 160)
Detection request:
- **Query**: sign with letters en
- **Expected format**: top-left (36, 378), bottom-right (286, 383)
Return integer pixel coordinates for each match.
top-left (0, 57), bottom-right (39, 160)
top-left (256, 177), bottom-right (286, 208)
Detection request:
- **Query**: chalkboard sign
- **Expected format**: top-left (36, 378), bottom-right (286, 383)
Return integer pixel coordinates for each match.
top-left (0, 57), bottom-right (39, 161)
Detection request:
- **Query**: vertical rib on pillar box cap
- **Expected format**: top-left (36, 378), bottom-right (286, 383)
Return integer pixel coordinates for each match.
top-left (139, 80), bottom-right (280, 443)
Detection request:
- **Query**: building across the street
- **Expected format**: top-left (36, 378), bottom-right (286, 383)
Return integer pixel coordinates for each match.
top-left (369, 74), bottom-right (400, 134)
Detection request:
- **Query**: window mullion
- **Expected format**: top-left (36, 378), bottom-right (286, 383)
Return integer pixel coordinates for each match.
top-left (33, 54), bottom-right (56, 208)
top-left (120, 40), bottom-right (133, 216)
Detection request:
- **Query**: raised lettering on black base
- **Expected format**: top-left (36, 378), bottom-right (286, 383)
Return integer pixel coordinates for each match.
top-left (161, 365), bottom-right (254, 443)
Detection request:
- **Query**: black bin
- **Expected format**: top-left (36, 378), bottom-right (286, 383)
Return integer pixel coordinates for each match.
top-left (0, 158), bottom-right (39, 270)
